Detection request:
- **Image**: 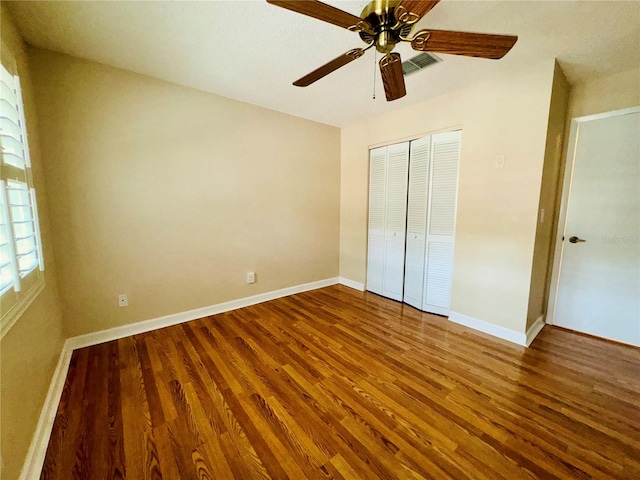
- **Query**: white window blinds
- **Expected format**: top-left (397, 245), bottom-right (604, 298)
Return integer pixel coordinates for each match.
top-left (0, 49), bottom-right (44, 337)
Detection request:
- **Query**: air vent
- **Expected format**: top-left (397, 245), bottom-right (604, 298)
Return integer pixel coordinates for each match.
top-left (402, 52), bottom-right (442, 76)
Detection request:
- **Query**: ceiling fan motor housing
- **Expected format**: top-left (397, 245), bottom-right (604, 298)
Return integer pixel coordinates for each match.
top-left (359, 0), bottom-right (412, 54)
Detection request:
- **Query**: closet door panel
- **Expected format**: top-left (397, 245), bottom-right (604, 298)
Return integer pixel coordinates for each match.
top-left (403, 136), bottom-right (430, 309)
top-left (382, 142), bottom-right (409, 301)
top-left (424, 241), bottom-right (455, 315)
top-left (428, 135), bottom-right (459, 237)
top-left (404, 233), bottom-right (426, 308)
top-left (423, 131), bottom-right (461, 315)
top-left (366, 146), bottom-right (387, 295)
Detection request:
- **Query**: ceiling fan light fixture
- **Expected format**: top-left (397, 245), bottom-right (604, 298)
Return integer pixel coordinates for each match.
top-left (376, 30), bottom-right (400, 54)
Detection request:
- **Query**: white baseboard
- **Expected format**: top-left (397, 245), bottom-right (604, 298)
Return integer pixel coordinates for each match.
top-left (66, 277), bottom-right (340, 350)
top-left (448, 311), bottom-right (529, 347)
top-left (338, 277), bottom-right (365, 291)
top-left (19, 345), bottom-right (73, 480)
top-left (20, 276), bottom-right (340, 479)
top-left (525, 315), bottom-right (545, 347)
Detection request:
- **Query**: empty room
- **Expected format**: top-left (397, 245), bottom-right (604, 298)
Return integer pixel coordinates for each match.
top-left (1, 1), bottom-right (639, 478)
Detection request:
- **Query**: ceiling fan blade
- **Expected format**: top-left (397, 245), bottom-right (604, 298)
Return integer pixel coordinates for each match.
top-left (410, 29), bottom-right (518, 59)
top-left (294, 48), bottom-right (366, 87)
top-left (379, 53), bottom-right (406, 101)
top-left (395, 0), bottom-right (440, 24)
top-left (267, 0), bottom-right (366, 31)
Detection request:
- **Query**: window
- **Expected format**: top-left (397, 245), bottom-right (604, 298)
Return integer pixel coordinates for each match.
top-left (0, 45), bottom-right (44, 338)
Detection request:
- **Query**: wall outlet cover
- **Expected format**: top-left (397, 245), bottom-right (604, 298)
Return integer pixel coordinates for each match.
top-left (118, 294), bottom-right (128, 307)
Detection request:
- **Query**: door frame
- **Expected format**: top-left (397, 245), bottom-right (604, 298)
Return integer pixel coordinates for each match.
top-left (546, 105), bottom-right (640, 326)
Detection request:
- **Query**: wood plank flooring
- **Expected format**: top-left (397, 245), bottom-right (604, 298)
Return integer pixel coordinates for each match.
top-left (41, 285), bottom-right (640, 479)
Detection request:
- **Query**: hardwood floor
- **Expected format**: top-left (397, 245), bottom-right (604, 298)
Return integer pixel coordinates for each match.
top-left (41, 285), bottom-right (640, 479)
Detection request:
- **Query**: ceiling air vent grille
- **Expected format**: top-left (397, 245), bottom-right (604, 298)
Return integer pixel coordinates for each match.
top-left (402, 52), bottom-right (442, 76)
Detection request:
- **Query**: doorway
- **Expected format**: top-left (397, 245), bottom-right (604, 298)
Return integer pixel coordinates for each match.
top-left (548, 106), bottom-right (640, 345)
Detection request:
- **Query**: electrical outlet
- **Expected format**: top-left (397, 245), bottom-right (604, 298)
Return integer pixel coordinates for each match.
top-left (118, 294), bottom-right (128, 307)
top-left (247, 272), bottom-right (256, 284)
top-left (495, 155), bottom-right (505, 169)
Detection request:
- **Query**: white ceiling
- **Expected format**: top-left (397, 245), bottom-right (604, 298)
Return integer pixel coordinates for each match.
top-left (6, 0), bottom-right (640, 127)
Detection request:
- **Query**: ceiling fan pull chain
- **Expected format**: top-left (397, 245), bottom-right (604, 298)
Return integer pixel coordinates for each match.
top-left (372, 49), bottom-right (377, 99)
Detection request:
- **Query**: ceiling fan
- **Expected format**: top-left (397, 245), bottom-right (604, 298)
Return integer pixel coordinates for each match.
top-left (266, 0), bottom-right (518, 101)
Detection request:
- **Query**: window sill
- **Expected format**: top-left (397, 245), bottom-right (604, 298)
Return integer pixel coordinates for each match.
top-left (1, 278), bottom-right (45, 339)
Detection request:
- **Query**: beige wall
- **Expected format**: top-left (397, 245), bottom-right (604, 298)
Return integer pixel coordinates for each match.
top-left (0, 5), bottom-right (66, 479)
top-left (568, 67), bottom-right (640, 120)
top-left (340, 60), bottom-right (556, 333)
top-left (29, 49), bottom-right (341, 337)
top-left (526, 62), bottom-right (570, 329)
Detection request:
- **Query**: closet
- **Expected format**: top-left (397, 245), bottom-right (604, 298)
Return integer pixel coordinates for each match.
top-left (366, 130), bottom-right (461, 315)
top-left (366, 142), bottom-right (409, 301)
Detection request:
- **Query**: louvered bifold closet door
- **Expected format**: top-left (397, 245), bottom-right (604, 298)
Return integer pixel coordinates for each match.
top-left (403, 136), bottom-right (430, 309)
top-left (366, 146), bottom-right (388, 296)
top-left (382, 142), bottom-right (410, 301)
top-left (423, 131), bottom-right (461, 315)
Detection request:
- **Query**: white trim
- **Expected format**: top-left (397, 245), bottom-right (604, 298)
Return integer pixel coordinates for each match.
top-left (66, 277), bottom-right (340, 350)
top-left (526, 315), bottom-right (545, 347)
top-left (368, 124), bottom-right (463, 150)
top-left (572, 105), bottom-right (640, 123)
top-left (546, 117), bottom-right (578, 326)
top-left (20, 276), bottom-right (340, 478)
top-left (19, 344), bottom-right (73, 480)
top-left (448, 311), bottom-right (528, 346)
top-left (338, 277), bottom-right (365, 291)
top-left (546, 105), bottom-right (640, 326)
top-left (29, 188), bottom-right (44, 271)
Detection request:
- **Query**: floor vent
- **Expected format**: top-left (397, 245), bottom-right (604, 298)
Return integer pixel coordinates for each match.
top-left (402, 52), bottom-right (442, 76)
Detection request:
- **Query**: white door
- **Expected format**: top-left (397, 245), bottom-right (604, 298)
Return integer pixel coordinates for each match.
top-left (382, 142), bottom-right (409, 301)
top-left (423, 131), bottom-right (461, 316)
top-left (366, 143), bottom-right (409, 301)
top-left (367, 146), bottom-right (387, 296)
top-left (404, 136), bottom-right (430, 309)
top-left (552, 108), bottom-right (640, 345)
